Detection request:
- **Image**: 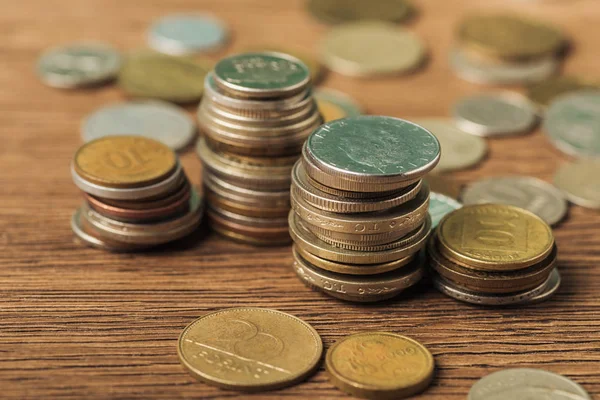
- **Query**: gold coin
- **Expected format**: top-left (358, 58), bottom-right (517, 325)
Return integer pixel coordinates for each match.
top-left (458, 14), bottom-right (566, 61)
top-left (178, 308), bottom-right (322, 391)
top-left (243, 45), bottom-right (324, 83)
top-left (326, 332), bottom-right (434, 399)
top-left (306, 0), bottom-right (415, 25)
top-left (73, 136), bottom-right (177, 188)
top-left (437, 204), bottom-right (554, 271)
top-left (527, 76), bottom-right (600, 108)
top-left (317, 98), bottom-right (347, 122)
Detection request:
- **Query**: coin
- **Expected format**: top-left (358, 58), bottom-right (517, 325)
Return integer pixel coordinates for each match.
top-left (527, 76), bottom-right (599, 108)
top-left (213, 52), bottom-right (310, 99)
top-left (554, 159), bottom-right (600, 209)
top-left (453, 93), bottom-right (538, 137)
top-left (81, 101), bottom-right (196, 151)
top-left (437, 204), bottom-right (555, 271)
top-left (147, 14), bottom-right (228, 55)
top-left (414, 118), bottom-right (487, 172)
top-left (314, 88), bottom-right (363, 121)
top-left (543, 91), bottom-right (600, 158)
top-left (73, 136), bottom-right (177, 189)
top-left (461, 176), bottom-right (568, 226)
top-left (244, 46), bottom-right (323, 83)
top-left (468, 368), bottom-right (591, 400)
top-left (37, 42), bottom-right (121, 88)
top-left (118, 51), bottom-right (209, 103)
top-left (525, 268), bottom-right (561, 305)
top-left (326, 332), bottom-right (434, 399)
top-left (458, 14), bottom-right (566, 61)
top-left (429, 192), bottom-right (462, 228)
top-left (178, 308), bottom-right (322, 391)
top-left (320, 22), bottom-right (426, 76)
top-left (207, 207), bottom-right (290, 243)
top-left (306, 0), bottom-right (414, 24)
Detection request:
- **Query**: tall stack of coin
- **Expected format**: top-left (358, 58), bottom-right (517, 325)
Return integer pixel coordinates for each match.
top-left (71, 136), bottom-right (203, 251)
top-left (290, 116), bottom-right (441, 302)
top-left (197, 52), bottom-right (322, 245)
top-left (429, 204), bottom-right (560, 306)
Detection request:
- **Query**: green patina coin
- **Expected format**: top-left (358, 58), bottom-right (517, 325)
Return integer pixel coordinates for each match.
top-left (306, 116), bottom-right (440, 182)
top-left (429, 192), bottom-right (462, 228)
top-left (213, 52), bottom-right (310, 98)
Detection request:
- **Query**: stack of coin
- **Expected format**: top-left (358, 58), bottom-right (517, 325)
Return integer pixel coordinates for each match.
top-left (429, 204), bottom-right (560, 306)
top-left (290, 116), bottom-right (441, 302)
top-left (196, 52), bottom-right (322, 245)
top-left (71, 136), bottom-right (203, 251)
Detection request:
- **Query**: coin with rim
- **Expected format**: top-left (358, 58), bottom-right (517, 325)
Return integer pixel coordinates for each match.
top-left (178, 308), bottom-right (322, 391)
top-left (554, 159), bottom-right (600, 209)
top-left (523, 268), bottom-right (561, 305)
top-left (243, 46), bottom-right (323, 83)
top-left (429, 192), bottom-right (462, 228)
top-left (306, 0), bottom-right (414, 24)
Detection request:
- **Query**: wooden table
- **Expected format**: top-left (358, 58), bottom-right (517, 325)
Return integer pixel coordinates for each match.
top-left (2, 0), bottom-right (599, 398)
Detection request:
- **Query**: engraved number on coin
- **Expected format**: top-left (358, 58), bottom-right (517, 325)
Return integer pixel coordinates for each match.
top-left (104, 147), bottom-right (152, 170)
top-left (462, 215), bottom-right (527, 252)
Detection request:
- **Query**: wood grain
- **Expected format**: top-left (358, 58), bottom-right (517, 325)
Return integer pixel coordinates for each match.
top-left (1, 0), bottom-right (600, 398)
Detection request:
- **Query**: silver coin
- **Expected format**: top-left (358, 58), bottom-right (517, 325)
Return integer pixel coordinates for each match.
top-left (81, 101), bottom-right (196, 151)
top-left (524, 268), bottom-right (561, 305)
top-left (37, 42), bottom-right (121, 88)
top-left (147, 14), bottom-right (228, 55)
top-left (453, 93), bottom-right (538, 137)
top-left (414, 118), bottom-right (487, 172)
top-left (429, 192), bottom-right (462, 228)
top-left (461, 176), bottom-right (568, 225)
top-left (469, 368), bottom-right (591, 400)
top-left (554, 159), bottom-right (600, 209)
top-left (450, 47), bottom-right (558, 85)
top-left (543, 90), bottom-right (600, 158)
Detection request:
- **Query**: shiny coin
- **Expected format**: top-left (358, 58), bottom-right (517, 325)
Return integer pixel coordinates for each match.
top-left (213, 52), bottom-right (310, 99)
top-left (415, 118), bottom-right (487, 172)
top-left (320, 22), bottom-right (426, 76)
top-left (326, 332), bottom-right (434, 399)
top-left (438, 204), bottom-right (555, 271)
top-left (315, 88), bottom-right (363, 122)
top-left (37, 42), bottom-right (121, 88)
top-left (307, 0), bottom-right (414, 24)
top-left (244, 46), bottom-right (323, 83)
top-left (178, 308), bottom-right (322, 391)
top-left (461, 176), bottom-right (568, 226)
top-left (118, 50), bottom-right (209, 103)
top-left (429, 192), bottom-right (462, 228)
top-left (147, 14), bottom-right (228, 55)
top-left (453, 93), bottom-right (537, 137)
top-left (543, 91), bottom-right (600, 158)
top-left (81, 101), bottom-right (196, 151)
top-left (468, 368), bottom-right (591, 400)
top-left (527, 76), bottom-right (600, 109)
top-left (554, 159), bottom-right (600, 209)
top-left (523, 268), bottom-right (561, 305)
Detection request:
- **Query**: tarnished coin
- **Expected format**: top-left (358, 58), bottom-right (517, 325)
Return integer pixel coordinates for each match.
top-left (244, 46), bottom-right (323, 83)
top-left (414, 118), bottom-right (487, 172)
top-left (527, 76), bottom-right (600, 109)
top-left (37, 42), bottom-right (121, 88)
top-left (178, 308), bottom-right (322, 391)
top-left (429, 192), bottom-right (462, 228)
top-left (554, 159), bottom-right (600, 209)
top-left (461, 176), bottom-right (568, 226)
top-left (543, 91), bottom-right (600, 158)
top-left (118, 51), bottom-right (209, 103)
top-left (147, 14), bottom-right (228, 55)
top-left (81, 101), bottom-right (196, 151)
top-left (453, 93), bottom-right (537, 137)
top-left (306, 0), bottom-right (414, 24)
top-left (326, 332), bottom-right (434, 399)
top-left (468, 368), bottom-right (591, 400)
top-left (320, 21), bottom-right (426, 76)
top-left (315, 89), bottom-right (363, 122)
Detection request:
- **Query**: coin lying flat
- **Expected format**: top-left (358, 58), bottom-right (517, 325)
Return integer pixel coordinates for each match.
top-left (527, 76), bottom-right (599, 109)
top-left (453, 93), bottom-right (537, 137)
top-left (81, 101), bottom-right (196, 151)
top-left (244, 46), bottom-right (323, 83)
top-left (543, 91), bottom-right (600, 158)
top-left (461, 176), bottom-right (568, 226)
top-left (306, 0), bottom-right (414, 24)
top-left (37, 42), bottom-right (121, 88)
top-left (525, 268), bottom-right (561, 305)
top-left (326, 332), bottom-right (434, 399)
top-left (320, 21), bottom-right (426, 76)
top-left (429, 192), bottom-right (462, 228)
top-left (554, 159), bottom-right (600, 209)
top-left (148, 14), bottom-right (228, 55)
top-left (468, 368), bottom-right (591, 400)
top-left (178, 308), bottom-right (322, 391)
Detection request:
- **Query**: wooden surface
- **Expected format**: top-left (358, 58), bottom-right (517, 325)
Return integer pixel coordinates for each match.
top-left (1, 0), bottom-right (600, 398)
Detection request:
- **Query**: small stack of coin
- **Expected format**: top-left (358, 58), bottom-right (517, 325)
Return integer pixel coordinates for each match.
top-left (290, 116), bottom-right (441, 302)
top-left (71, 136), bottom-right (203, 251)
top-left (429, 204), bottom-right (560, 306)
top-left (196, 52), bottom-right (322, 245)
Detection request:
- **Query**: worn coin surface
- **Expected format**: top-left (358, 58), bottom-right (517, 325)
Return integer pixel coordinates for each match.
top-left (178, 308), bottom-right (322, 391)
top-left (148, 14), bottom-right (228, 55)
top-left (554, 159), bottom-right (600, 209)
top-left (37, 42), bottom-right (121, 88)
top-left (415, 118), bottom-right (487, 172)
top-left (81, 101), bottom-right (196, 151)
top-left (543, 91), bottom-right (600, 158)
top-left (326, 332), bottom-right (434, 399)
top-left (320, 21), bottom-right (426, 76)
top-left (429, 192), bottom-right (462, 228)
top-left (527, 76), bottom-right (599, 108)
top-left (315, 89), bottom-right (363, 119)
top-left (461, 176), bottom-right (568, 226)
top-left (306, 0), bottom-right (414, 24)
top-left (453, 93), bottom-right (538, 137)
top-left (468, 368), bottom-right (591, 400)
